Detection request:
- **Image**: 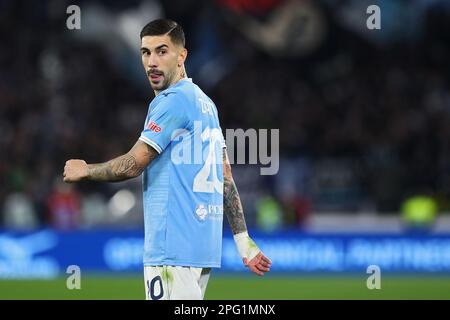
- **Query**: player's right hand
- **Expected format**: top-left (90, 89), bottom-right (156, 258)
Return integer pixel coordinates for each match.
top-left (63, 159), bottom-right (89, 183)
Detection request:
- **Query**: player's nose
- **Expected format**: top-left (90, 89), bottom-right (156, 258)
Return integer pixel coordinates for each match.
top-left (147, 54), bottom-right (158, 69)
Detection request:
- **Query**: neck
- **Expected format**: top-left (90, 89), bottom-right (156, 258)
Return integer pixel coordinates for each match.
top-left (154, 66), bottom-right (187, 96)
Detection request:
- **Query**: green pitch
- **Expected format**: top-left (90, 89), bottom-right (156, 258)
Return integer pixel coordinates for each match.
top-left (0, 275), bottom-right (449, 300)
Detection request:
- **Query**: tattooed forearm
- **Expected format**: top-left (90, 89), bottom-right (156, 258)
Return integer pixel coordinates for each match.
top-left (83, 140), bottom-right (158, 182)
top-left (224, 177), bottom-right (248, 234)
top-left (88, 154), bottom-right (145, 182)
top-left (223, 149), bottom-right (248, 235)
top-left (113, 154), bottom-right (144, 177)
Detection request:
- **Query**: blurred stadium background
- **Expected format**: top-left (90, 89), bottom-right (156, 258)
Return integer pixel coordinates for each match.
top-left (1, 0), bottom-right (450, 299)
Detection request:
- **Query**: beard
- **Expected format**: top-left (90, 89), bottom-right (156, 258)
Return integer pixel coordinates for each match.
top-left (147, 68), bottom-right (176, 92)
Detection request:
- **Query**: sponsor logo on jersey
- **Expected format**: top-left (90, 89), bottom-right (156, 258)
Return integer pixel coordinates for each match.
top-left (147, 121), bottom-right (162, 133)
top-left (195, 204), bottom-right (208, 221)
top-left (195, 204), bottom-right (223, 222)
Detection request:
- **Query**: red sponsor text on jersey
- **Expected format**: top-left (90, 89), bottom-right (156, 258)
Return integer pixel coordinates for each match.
top-left (147, 121), bottom-right (162, 133)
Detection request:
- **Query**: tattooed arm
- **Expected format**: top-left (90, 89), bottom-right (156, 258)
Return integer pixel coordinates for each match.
top-left (223, 148), bottom-right (248, 235)
top-left (223, 148), bottom-right (272, 276)
top-left (63, 140), bottom-right (158, 183)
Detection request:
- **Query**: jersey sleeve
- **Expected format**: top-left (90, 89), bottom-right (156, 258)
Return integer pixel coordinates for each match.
top-left (212, 103), bottom-right (227, 149)
top-left (139, 94), bottom-right (189, 154)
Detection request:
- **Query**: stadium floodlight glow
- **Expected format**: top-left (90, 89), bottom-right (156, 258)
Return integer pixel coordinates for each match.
top-left (108, 189), bottom-right (136, 218)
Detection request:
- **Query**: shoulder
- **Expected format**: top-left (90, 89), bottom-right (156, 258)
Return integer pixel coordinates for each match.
top-left (161, 81), bottom-right (200, 113)
top-left (169, 79), bottom-right (197, 100)
top-left (149, 89), bottom-right (194, 123)
top-left (159, 80), bottom-right (195, 104)
top-left (153, 91), bottom-right (186, 112)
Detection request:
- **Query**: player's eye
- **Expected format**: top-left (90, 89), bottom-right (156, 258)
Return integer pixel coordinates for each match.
top-left (142, 51), bottom-right (149, 56)
top-left (158, 50), bottom-right (167, 56)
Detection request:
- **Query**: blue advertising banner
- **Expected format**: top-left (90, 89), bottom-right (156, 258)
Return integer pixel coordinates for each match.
top-left (1, 229), bottom-right (450, 278)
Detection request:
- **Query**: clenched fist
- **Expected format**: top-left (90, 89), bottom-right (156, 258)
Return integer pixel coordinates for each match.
top-left (64, 159), bottom-right (89, 182)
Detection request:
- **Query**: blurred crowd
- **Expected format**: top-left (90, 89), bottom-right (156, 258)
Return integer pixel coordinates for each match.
top-left (1, 0), bottom-right (450, 230)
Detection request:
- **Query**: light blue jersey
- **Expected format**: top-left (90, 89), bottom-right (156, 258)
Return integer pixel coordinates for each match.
top-left (139, 78), bottom-right (225, 268)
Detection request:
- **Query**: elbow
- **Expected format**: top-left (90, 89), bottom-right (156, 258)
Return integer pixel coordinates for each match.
top-left (112, 153), bottom-right (146, 180)
top-left (128, 164), bottom-right (145, 179)
top-left (133, 167), bottom-right (145, 178)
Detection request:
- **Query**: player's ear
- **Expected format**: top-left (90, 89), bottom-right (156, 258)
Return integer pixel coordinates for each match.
top-left (178, 48), bottom-right (187, 66)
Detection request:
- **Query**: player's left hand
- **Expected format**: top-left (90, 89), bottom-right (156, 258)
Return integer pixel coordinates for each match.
top-left (234, 232), bottom-right (272, 276)
top-left (243, 251), bottom-right (272, 276)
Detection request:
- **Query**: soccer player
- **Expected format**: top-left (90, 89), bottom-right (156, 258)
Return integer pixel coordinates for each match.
top-left (63, 19), bottom-right (271, 300)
